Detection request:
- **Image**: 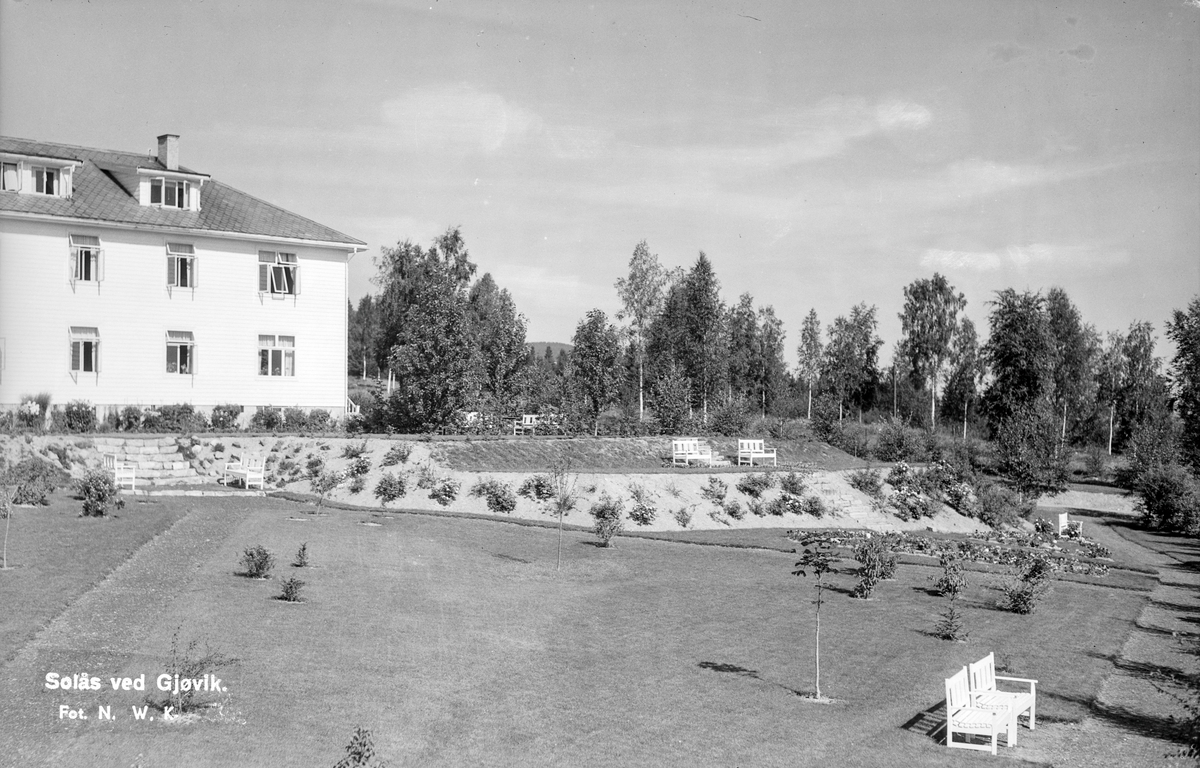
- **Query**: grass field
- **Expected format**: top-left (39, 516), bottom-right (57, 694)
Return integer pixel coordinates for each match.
top-left (0, 491), bottom-right (1154, 767)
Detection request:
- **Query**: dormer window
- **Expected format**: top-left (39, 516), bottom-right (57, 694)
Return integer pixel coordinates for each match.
top-left (150, 177), bottom-right (190, 209)
top-left (2, 162), bottom-right (18, 191)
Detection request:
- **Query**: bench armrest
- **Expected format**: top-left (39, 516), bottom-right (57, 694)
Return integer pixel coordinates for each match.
top-left (994, 676), bottom-right (1038, 686)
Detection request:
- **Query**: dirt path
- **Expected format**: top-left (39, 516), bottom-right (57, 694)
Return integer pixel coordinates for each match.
top-left (1010, 500), bottom-right (1200, 767)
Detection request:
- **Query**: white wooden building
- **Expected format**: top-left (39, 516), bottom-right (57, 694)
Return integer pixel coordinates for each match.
top-left (0, 134), bottom-right (365, 422)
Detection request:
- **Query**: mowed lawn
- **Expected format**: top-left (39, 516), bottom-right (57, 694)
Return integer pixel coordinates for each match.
top-left (1, 497), bottom-right (1148, 767)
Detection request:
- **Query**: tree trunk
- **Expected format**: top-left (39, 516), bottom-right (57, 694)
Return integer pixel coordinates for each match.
top-left (963, 396), bottom-right (968, 440)
top-left (1061, 401), bottom-right (1068, 448)
top-left (807, 383), bottom-right (813, 420)
top-left (814, 581), bottom-right (823, 699)
top-left (1108, 401), bottom-right (1115, 455)
top-left (638, 360), bottom-right (644, 421)
top-left (930, 377), bottom-right (937, 433)
top-left (557, 513), bottom-right (564, 571)
top-left (892, 368), bottom-right (897, 418)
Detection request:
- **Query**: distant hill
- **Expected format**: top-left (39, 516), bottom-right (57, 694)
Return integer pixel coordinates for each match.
top-left (526, 342), bottom-right (573, 359)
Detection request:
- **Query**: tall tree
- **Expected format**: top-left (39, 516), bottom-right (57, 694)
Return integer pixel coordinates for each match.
top-left (614, 241), bottom-right (671, 421)
top-left (680, 252), bottom-right (727, 419)
top-left (1117, 321), bottom-right (1169, 449)
top-left (466, 273), bottom-right (527, 408)
top-left (727, 293), bottom-right (759, 402)
top-left (348, 294), bottom-right (378, 379)
top-left (570, 309), bottom-right (623, 435)
top-left (1095, 330), bottom-right (1127, 454)
top-left (1166, 296), bottom-right (1200, 470)
top-left (757, 304), bottom-right (788, 416)
top-left (1045, 287), bottom-right (1100, 446)
top-left (941, 317), bottom-right (986, 438)
top-left (824, 304), bottom-right (882, 421)
top-left (386, 268), bottom-right (477, 431)
top-left (982, 289), bottom-right (1054, 430)
top-left (796, 309), bottom-right (823, 419)
top-left (899, 273), bottom-right (966, 431)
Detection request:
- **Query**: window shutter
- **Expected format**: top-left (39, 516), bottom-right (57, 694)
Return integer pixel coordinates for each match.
top-left (71, 340), bottom-right (80, 371)
top-left (259, 262), bottom-right (269, 292)
top-left (94, 341), bottom-right (101, 373)
top-left (167, 255), bottom-right (177, 286)
top-left (97, 251), bottom-right (104, 282)
top-left (70, 251), bottom-right (78, 283)
top-left (190, 344), bottom-right (196, 375)
top-left (191, 257), bottom-right (197, 288)
top-left (293, 264), bottom-right (301, 295)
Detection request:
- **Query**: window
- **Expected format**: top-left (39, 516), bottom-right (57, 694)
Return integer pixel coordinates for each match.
top-left (166, 331), bottom-right (195, 374)
top-left (258, 334), bottom-right (295, 377)
top-left (1, 162), bottom-right (18, 191)
top-left (69, 327), bottom-right (100, 373)
top-left (150, 177), bottom-right (190, 209)
top-left (69, 234), bottom-right (102, 283)
top-left (33, 166), bottom-right (59, 195)
top-left (167, 243), bottom-right (196, 288)
top-left (258, 251), bottom-right (299, 295)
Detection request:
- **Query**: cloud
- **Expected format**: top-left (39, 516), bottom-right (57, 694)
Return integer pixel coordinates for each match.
top-left (875, 99), bottom-right (933, 130)
top-left (920, 243), bottom-right (1128, 272)
top-left (380, 83), bottom-right (544, 153)
top-left (989, 42), bottom-right (1030, 63)
top-left (1062, 44), bottom-right (1096, 61)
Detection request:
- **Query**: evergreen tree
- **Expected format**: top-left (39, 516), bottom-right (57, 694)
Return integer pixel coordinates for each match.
top-left (757, 305), bottom-right (788, 416)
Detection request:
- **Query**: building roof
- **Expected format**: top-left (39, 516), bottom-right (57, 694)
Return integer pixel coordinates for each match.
top-left (0, 136), bottom-right (365, 247)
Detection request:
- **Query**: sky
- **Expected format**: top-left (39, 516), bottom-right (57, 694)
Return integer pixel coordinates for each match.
top-left (2, 0), bottom-right (1197, 362)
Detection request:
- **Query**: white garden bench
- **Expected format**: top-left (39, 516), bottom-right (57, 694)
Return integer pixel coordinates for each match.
top-left (103, 454), bottom-right (136, 491)
top-left (968, 652), bottom-right (1037, 744)
top-left (513, 414), bottom-right (540, 436)
top-left (1055, 511), bottom-right (1082, 537)
top-left (945, 666), bottom-right (1009, 754)
top-left (672, 438), bottom-right (713, 467)
top-left (223, 454), bottom-right (265, 490)
top-left (736, 438), bottom-right (777, 466)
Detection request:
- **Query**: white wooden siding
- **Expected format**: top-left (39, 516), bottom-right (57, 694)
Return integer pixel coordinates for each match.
top-left (0, 217), bottom-right (351, 416)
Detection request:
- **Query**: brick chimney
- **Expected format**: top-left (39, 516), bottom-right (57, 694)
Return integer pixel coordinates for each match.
top-left (157, 134), bottom-right (179, 171)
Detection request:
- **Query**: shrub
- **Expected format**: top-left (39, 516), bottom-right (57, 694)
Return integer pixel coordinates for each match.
top-left (347, 456), bottom-right (372, 478)
top-left (240, 545), bottom-right (274, 578)
top-left (76, 469), bottom-right (124, 517)
top-left (307, 409), bottom-right (331, 431)
top-left (518, 474), bottom-right (555, 502)
top-left (250, 407), bottom-right (284, 431)
top-left (736, 473), bottom-right (775, 498)
top-left (874, 416), bottom-right (921, 462)
top-left (61, 400), bottom-right (96, 433)
top-left (373, 472), bottom-right (407, 507)
top-left (748, 498), bottom-right (766, 517)
top-left (283, 408), bottom-right (309, 431)
top-left (1003, 553), bottom-right (1053, 614)
top-left (973, 481), bottom-right (1028, 528)
top-left (672, 505), bottom-right (694, 529)
top-left (700, 477), bottom-right (728, 505)
top-left (415, 464), bottom-right (437, 490)
top-left (333, 726), bottom-right (387, 768)
top-left (159, 403), bottom-right (208, 432)
top-left (292, 542), bottom-right (309, 568)
top-left (709, 397), bottom-right (752, 436)
top-left (933, 553), bottom-right (968, 598)
top-left (847, 467), bottom-right (883, 497)
top-left (348, 476), bottom-right (365, 494)
top-left (210, 404), bottom-right (243, 430)
top-left (1136, 463), bottom-right (1200, 533)
top-left (995, 402), bottom-right (1070, 500)
top-left (780, 471), bottom-right (807, 496)
top-left (589, 493), bottom-right (624, 546)
top-left (310, 470), bottom-right (346, 509)
top-left (934, 598), bottom-right (968, 642)
top-left (158, 629), bottom-right (235, 714)
top-left (341, 440), bottom-right (369, 459)
top-left (1083, 446), bottom-right (1107, 480)
top-left (766, 493), bottom-right (804, 516)
top-left (801, 494), bottom-right (827, 518)
top-left (429, 477), bottom-right (460, 506)
top-left (17, 394), bottom-right (50, 430)
top-left (470, 478), bottom-right (517, 514)
top-left (850, 536), bottom-right (893, 598)
top-left (890, 486), bottom-right (934, 521)
top-left (117, 405), bottom-right (143, 431)
top-left (1, 458), bottom-right (68, 505)
top-left (723, 499), bottom-right (745, 520)
top-left (277, 577), bottom-right (305, 603)
top-left (626, 482), bottom-right (657, 526)
top-left (305, 455), bottom-right (326, 478)
top-left (381, 442), bottom-right (413, 467)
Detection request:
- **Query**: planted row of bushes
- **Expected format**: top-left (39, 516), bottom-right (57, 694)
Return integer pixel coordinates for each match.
top-left (3, 399), bottom-right (340, 434)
